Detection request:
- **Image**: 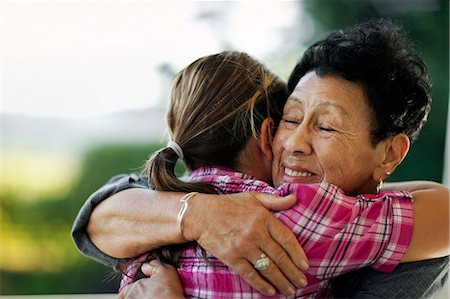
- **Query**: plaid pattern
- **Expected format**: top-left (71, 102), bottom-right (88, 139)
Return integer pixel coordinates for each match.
top-left (120, 166), bottom-right (413, 298)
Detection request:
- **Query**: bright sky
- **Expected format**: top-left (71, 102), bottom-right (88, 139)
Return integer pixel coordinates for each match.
top-left (2, 1), bottom-right (303, 119)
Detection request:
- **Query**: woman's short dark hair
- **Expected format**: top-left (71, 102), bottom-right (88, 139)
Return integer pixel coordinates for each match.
top-left (288, 19), bottom-right (431, 145)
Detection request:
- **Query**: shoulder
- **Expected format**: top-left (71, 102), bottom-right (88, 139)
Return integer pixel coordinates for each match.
top-left (191, 170), bottom-right (275, 194)
top-left (281, 182), bottom-right (349, 203)
top-left (360, 190), bottom-right (413, 202)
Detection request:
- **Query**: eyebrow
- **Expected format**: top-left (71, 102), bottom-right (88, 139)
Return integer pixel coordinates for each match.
top-left (288, 97), bottom-right (349, 116)
top-left (317, 101), bottom-right (349, 116)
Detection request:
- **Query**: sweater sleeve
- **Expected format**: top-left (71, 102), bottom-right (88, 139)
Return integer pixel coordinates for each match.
top-left (71, 173), bottom-right (149, 270)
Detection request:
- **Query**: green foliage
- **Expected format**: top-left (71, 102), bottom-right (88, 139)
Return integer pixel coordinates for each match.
top-left (1, 142), bottom-right (165, 294)
top-left (66, 143), bottom-right (163, 220)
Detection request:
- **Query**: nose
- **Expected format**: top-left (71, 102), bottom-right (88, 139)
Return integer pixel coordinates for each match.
top-left (283, 123), bottom-right (312, 155)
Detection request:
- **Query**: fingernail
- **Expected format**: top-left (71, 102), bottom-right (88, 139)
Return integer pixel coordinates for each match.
top-left (300, 260), bottom-right (309, 271)
top-left (287, 287), bottom-right (296, 296)
top-left (299, 277), bottom-right (308, 287)
top-left (141, 263), bottom-right (152, 272)
top-left (149, 260), bottom-right (159, 267)
top-left (266, 288), bottom-right (276, 296)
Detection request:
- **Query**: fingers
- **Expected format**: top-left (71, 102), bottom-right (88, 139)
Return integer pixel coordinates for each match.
top-left (192, 193), bottom-right (307, 296)
top-left (118, 279), bottom-right (150, 299)
top-left (262, 240), bottom-right (308, 289)
top-left (254, 192), bottom-right (297, 211)
top-left (141, 260), bottom-right (180, 282)
top-left (118, 284), bottom-right (130, 299)
top-left (122, 261), bottom-right (184, 299)
top-left (269, 217), bottom-right (309, 271)
top-left (141, 260), bottom-right (159, 276)
top-left (251, 252), bottom-right (297, 296)
top-left (250, 193), bottom-right (309, 294)
top-left (232, 246), bottom-right (304, 296)
top-left (231, 259), bottom-right (276, 296)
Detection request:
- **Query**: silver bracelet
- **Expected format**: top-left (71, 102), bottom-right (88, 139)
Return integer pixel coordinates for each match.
top-left (177, 192), bottom-right (199, 236)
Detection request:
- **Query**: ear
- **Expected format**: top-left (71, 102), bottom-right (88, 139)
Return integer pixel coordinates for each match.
top-left (259, 118), bottom-right (274, 161)
top-left (373, 133), bottom-right (410, 181)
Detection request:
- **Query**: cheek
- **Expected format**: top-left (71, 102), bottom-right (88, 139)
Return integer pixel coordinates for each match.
top-left (272, 131), bottom-right (285, 160)
top-left (318, 150), bottom-right (345, 183)
top-left (315, 139), bottom-right (357, 183)
top-left (319, 141), bottom-right (377, 192)
top-left (271, 132), bottom-right (285, 185)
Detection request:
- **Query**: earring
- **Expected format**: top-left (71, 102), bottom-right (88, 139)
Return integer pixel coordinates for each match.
top-left (376, 171), bottom-right (391, 193)
top-left (376, 178), bottom-right (384, 194)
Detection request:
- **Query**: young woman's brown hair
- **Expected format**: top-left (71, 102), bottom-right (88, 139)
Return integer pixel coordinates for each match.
top-left (147, 51), bottom-right (287, 194)
top-left (132, 51), bottom-right (287, 274)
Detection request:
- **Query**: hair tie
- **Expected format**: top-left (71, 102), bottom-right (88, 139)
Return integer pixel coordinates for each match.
top-left (167, 140), bottom-right (184, 160)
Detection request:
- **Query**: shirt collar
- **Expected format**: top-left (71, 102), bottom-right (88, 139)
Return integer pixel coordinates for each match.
top-left (191, 166), bottom-right (256, 180)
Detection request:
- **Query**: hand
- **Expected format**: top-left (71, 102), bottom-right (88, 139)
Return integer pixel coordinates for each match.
top-left (119, 260), bottom-right (184, 299)
top-left (183, 192), bottom-right (309, 296)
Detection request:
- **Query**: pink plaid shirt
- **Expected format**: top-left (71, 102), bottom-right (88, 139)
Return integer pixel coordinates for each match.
top-left (121, 166), bottom-right (414, 298)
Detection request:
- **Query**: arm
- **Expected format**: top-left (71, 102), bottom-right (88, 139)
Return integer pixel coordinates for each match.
top-left (79, 175), bottom-right (309, 296)
top-left (71, 174), bottom-right (148, 269)
top-left (87, 188), bottom-right (188, 258)
top-left (330, 185), bottom-right (449, 297)
top-left (381, 180), bottom-right (449, 261)
top-left (383, 180), bottom-right (444, 192)
top-left (275, 182), bottom-right (446, 277)
top-left (401, 184), bottom-right (450, 262)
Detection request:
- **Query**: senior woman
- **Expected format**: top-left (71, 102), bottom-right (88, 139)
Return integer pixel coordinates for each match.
top-left (72, 19), bottom-right (449, 298)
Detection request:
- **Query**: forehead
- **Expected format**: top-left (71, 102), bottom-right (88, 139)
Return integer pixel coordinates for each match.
top-left (287, 71), bottom-right (368, 114)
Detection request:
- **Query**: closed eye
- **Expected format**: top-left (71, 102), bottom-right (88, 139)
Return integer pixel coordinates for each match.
top-left (281, 119), bottom-right (300, 129)
top-left (281, 118), bottom-right (301, 128)
top-left (319, 126), bottom-right (336, 132)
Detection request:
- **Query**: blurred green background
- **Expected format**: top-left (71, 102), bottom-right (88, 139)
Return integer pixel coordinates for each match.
top-left (1, 0), bottom-right (448, 295)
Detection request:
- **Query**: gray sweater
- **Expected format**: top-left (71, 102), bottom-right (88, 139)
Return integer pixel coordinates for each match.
top-left (71, 173), bottom-right (149, 270)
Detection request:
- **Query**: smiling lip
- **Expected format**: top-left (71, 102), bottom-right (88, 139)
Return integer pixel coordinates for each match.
top-left (282, 165), bottom-right (318, 184)
top-left (284, 167), bottom-right (313, 177)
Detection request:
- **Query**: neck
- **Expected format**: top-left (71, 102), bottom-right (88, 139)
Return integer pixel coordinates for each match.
top-left (235, 138), bottom-right (272, 184)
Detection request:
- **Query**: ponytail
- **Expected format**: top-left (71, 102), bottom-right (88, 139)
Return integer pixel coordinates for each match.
top-left (146, 146), bottom-right (215, 194)
top-left (130, 145), bottom-right (215, 273)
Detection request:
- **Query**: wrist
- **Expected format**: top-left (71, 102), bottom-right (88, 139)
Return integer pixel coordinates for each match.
top-left (181, 192), bottom-right (212, 242)
top-left (177, 192), bottom-right (199, 240)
